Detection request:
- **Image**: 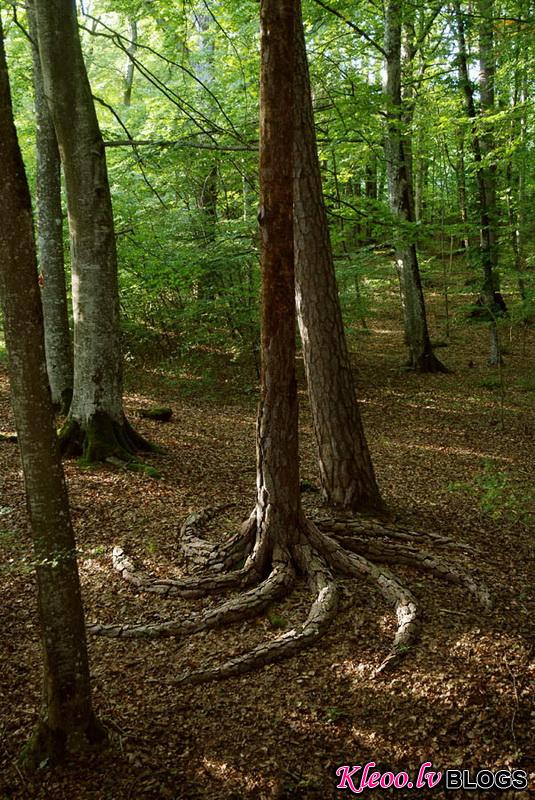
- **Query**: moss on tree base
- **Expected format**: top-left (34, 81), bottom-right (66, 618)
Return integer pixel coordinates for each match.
top-left (18, 714), bottom-right (106, 773)
top-left (59, 410), bottom-right (160, 468)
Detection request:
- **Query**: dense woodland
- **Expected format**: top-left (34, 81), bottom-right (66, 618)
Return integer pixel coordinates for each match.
top-left (0, 0), bottom-right (534, 798)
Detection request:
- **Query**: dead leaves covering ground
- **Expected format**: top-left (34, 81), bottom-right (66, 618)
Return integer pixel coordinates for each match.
top-left (0, 292), bottom-right (534, 800)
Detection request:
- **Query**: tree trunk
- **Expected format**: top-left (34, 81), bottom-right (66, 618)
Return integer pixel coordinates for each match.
top-left (192, 8), bottom-right (220, 300)
top-left (383, 0), bottom-right (446, 373)
top-left (256, 0), bottom-right (300, 555)
top-left (27, 0), bottom-right (73, 413)
top-left (123, 17), bottom-right (137, 106)
top-left (33, 0), bottom-right (151, 461)
top-left (293, 5), bottom-right (383, 513)
top-left (454, 0), bottom-right (502, 364)
top-left (0, 16), bottom-right (104, 769)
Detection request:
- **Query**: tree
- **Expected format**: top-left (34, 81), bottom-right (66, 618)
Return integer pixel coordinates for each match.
top-left (88, 0), bottom-right (486, 684)
top-left (33, 0), bottom-right (153, 462)
top-left (294, 5), bottom-right (384, 513)
top-left (384, 0), bottom-right (446, 373)
top-left (27, 0), bottom-right (73, 413)
top-left (0, 13), bottom-right (105, 768)
top-left (454, 0), bottom-right (502, 364)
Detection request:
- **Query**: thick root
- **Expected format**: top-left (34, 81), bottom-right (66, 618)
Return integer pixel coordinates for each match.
top-left (88, 555), bottom-right (295, 639)
top-left (315, 516), bottom-right (474, 551)
top-left (111, 546), bottom-right (259, 598)
top-left (59, 410), bottom-right (158, 465)
top-left (335, 535), bottom-right (490, 609)
top-left (89, 506), bottom-right (486, 682)
top-left (180, 508), bottom-right (255, 572)
top-left (305, 522), bottom-right (420, 671)
top-left (176, 554), bottom-right (339, 686)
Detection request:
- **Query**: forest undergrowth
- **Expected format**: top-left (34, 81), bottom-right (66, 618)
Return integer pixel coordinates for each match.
top-left (0, 288), bottom-right (533, 800)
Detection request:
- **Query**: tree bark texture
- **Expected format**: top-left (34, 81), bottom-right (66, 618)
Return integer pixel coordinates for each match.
top-left (384, 0), bottom-right (445, 373)
top-left (27, 0), bottom-right (73, 413)
top-left (256, 0), bottom-right (300, 554)
top-left (293, 3), bottom-right (383, 513)
top-left (454, 0), bottom-right (501, 362)
top-left (34, 0), bottom-right (131, 457)
top-left (0, 16), bottom-right (104, 768)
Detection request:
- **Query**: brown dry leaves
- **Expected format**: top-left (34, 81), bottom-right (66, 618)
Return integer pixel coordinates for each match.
top-left (0, 294), bottom-right (534, 799)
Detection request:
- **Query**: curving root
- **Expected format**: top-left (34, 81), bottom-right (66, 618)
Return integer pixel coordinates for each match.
top-left (90, 508), bottom-right (490, 682)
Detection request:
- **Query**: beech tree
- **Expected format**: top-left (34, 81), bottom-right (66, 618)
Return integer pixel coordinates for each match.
top-left (294, 5), bottom-right (384, 513)
top-left (454, 0), bottom-right (503, 364)
top-left (26, 0), bottom-right (73, 414)
top-left (88, 0), bottom-right (487, 683)
top-left (0, 14), bottom-right (104, 768)
top-left (33, 0), bottom-right (152, 462)
top-left (384, 0), bottom-right (446, 373)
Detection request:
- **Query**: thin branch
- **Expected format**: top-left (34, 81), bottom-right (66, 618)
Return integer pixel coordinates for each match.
top-left (92, 95), bottom-right (168, 208)
top-left (81, 12), bottom-right (242, 140)
top-left (104, 138), bottom-right (257, 152)
top-left (311, 0), bottom-right (387, 57)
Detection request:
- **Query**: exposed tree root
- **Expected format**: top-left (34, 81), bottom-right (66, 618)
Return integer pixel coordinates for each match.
top-left (91, 508), bottom-right (489, 681)
top-left (333, 535), bottom-right (490, 608)
top-left (180, 508), bottom-right (255, 573)
top-left (110, 545), bottom-right (259, 598)
top-left (176, 549), bottom-right (340, 686)
top-left (88, 554), bottom-right (294, 638)
top-left (314, 516), bottom-right (474, 551)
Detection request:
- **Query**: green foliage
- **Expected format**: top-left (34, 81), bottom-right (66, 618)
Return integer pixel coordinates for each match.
top-left (448, 461), bottom-right (534, 525)
top-left (265, 609), bottom-right (287, 629)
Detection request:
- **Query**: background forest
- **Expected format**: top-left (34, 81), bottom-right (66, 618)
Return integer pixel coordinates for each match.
top-left (0, 0), bottom-right (534, 798)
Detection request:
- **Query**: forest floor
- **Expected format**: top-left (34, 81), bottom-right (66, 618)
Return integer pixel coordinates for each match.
top-left (0, 286), bottom-right (534, 799)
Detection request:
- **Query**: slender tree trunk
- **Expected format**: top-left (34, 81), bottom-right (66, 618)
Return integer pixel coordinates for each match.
top-left (454, 0), bottom-right (501, 363)
top-left (0, 16), bottom-right (105, 768)
top-left (256, 0), bottom-right (300, 556)
top-left (456, 131), bottom-right (470, 251)
top-left (383, 0), bottom-right (446, 373)
top-left (34, 0), bottom-right (151, 461)
top-left (27, 0), bottom-right (73, 413)
top-left (293, 4), bottom-right (383, 513)
top-left (192, 7), bottom-right (220, 300)
top-left (123, 17), bottom-right (137, 106)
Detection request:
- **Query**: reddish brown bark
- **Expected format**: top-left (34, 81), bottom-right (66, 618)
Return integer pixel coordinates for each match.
top-left (294, 3), bottom-right (383, 512)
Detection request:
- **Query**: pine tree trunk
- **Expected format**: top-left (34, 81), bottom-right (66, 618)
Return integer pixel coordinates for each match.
top-left (256, 0), bottom-right (301, 554)
top-left (384, 0), bottom-right (445, 373)
top-left (0, 18), bottom-right (104, 768)
top-left (293, 4), bottom-right (383, 513)
top-left (34, 0), bottom-right (148, 461)
top-left (27, 0), bottom-right (73, 413)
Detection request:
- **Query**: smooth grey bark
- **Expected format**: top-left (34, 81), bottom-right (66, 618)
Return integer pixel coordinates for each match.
top-left (27, 0), bottom-right (73, 413)
top-left (383, 0), bottom-right (446, 373)
top-left (293, 4), bottom-right (384, 513)
top-left (0, 15), bottom-right (104, 768)
top-left (34, 0), bottom-right (151, 460)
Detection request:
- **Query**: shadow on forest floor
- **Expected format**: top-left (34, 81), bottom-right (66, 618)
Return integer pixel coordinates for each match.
top-left (0, 294), bottom-right (533, 799)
